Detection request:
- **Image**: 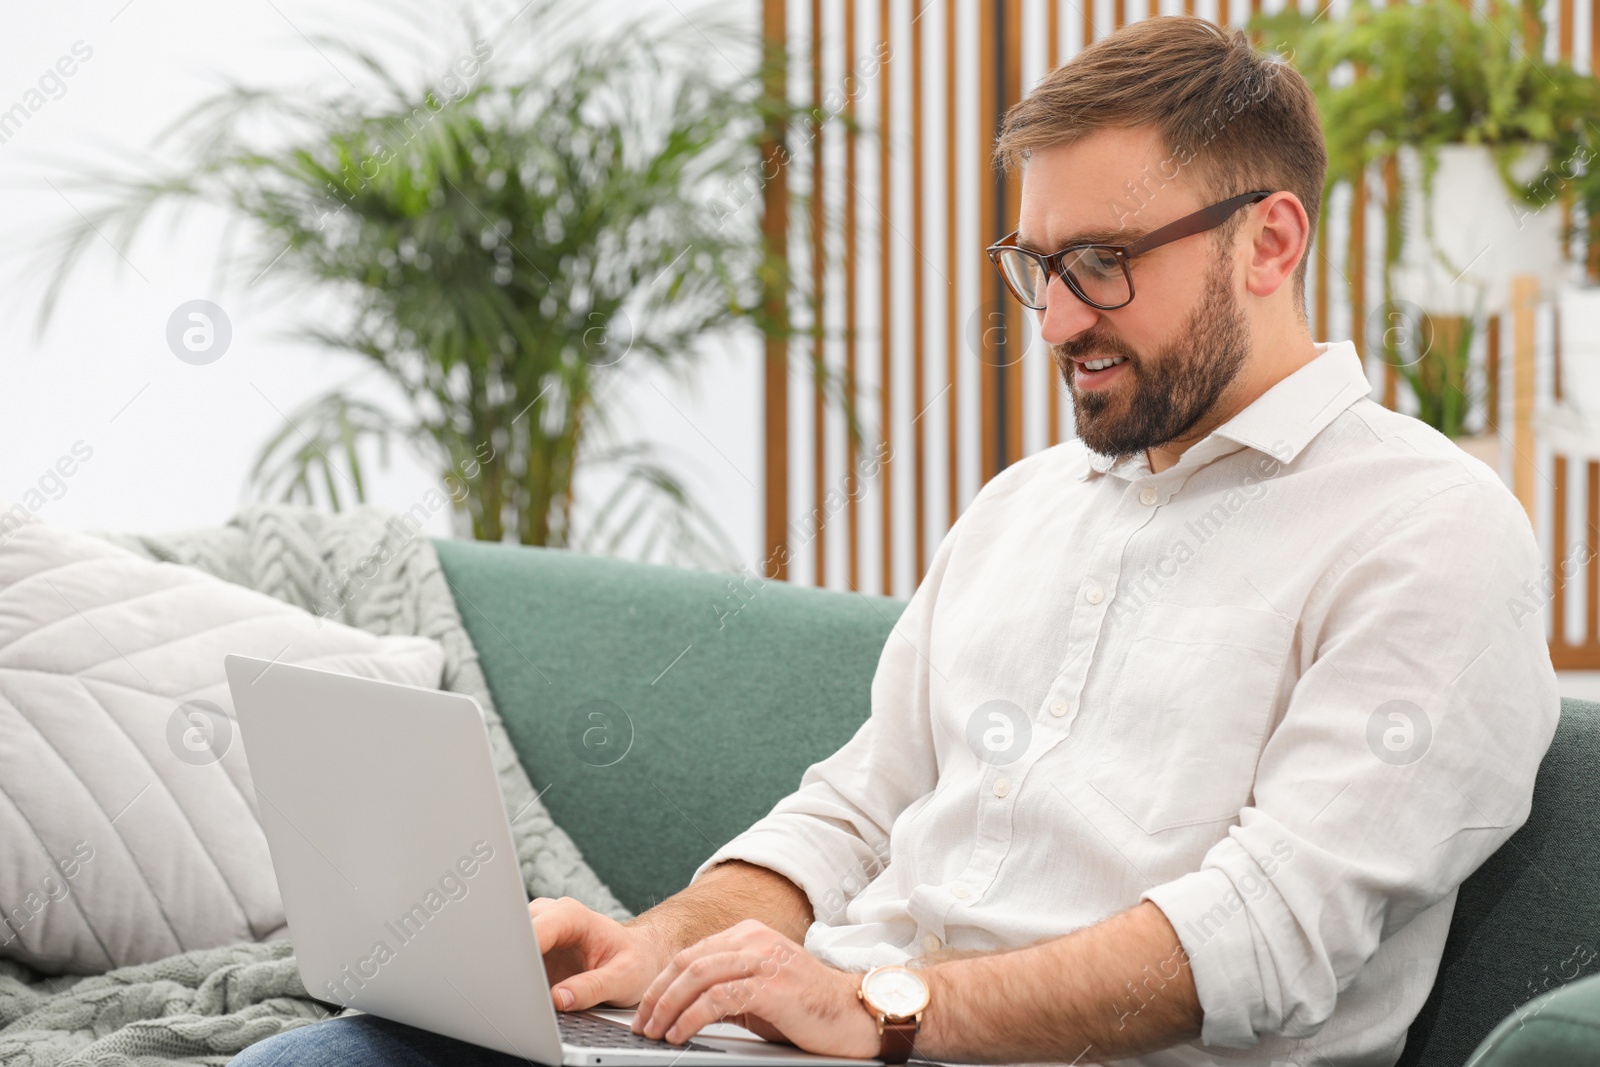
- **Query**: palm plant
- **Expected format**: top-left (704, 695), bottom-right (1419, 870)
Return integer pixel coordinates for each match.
top-left (32, 0), bottom-right (808, 565)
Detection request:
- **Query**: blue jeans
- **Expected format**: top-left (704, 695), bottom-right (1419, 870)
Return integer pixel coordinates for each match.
top-left (229, 1012), bottom-right (541, 1066)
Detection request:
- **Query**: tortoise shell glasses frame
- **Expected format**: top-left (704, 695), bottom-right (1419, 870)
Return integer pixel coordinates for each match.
top-left (985, 190), bottom-right (1274, 312)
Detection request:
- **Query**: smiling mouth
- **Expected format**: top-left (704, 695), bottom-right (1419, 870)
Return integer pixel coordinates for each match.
top-left (1073, 355), bottom-right (1129, 371)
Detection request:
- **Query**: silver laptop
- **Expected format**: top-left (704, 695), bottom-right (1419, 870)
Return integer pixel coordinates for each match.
top-left (224, 654), bottom-right (881, 1066)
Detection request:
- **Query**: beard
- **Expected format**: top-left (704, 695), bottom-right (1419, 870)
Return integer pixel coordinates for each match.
top-left (1053, 249), bottom-right (1250, 459)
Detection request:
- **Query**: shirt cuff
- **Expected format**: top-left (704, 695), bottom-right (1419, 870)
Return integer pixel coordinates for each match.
top-left (691, 818), bottom-right (883, 926)
top-left (1141, 865), bottom-right (1264, 1049)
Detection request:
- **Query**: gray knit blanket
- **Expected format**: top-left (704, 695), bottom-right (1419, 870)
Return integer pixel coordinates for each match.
top-left (0, 505), bottom-right (631, 1066)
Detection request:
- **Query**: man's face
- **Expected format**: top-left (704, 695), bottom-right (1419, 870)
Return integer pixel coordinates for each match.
top-left (1016, 128), bottom-right (1253, 459)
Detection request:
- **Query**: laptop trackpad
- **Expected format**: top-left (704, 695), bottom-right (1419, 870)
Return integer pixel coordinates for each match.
top-left (587, 1009), bottom-right (879, 1061)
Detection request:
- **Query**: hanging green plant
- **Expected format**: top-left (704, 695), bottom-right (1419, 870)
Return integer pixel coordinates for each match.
top-left (1250, 0), bottom-right (1599, 436)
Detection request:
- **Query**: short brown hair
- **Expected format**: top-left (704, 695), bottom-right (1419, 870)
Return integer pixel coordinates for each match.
top-left (995, 16), bottom-right (1327, 316)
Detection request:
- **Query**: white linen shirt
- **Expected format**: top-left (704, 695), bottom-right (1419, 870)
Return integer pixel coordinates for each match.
top-left (692, 339), bottom-right (1560, 1067)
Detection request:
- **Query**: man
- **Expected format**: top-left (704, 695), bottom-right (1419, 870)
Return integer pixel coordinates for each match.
top-left (235, 14), bottom-right (1559, 1067)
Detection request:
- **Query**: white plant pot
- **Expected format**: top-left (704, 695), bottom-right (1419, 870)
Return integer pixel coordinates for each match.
top-left (1389, 143), bottom-right (1566, 316)
top-left (1557, 285), bottom-right (1600, 430)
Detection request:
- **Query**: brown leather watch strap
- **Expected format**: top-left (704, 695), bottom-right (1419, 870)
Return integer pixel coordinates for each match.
top-left (878, 1019), bottom-right (919, 1064)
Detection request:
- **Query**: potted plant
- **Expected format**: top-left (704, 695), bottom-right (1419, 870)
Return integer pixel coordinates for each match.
top-left (1253, 0), bottom-right (1599, 453)
top-left (1255, 0), bottom-right (1597, 308)
top-left (26, 0), bottom-right (811, 568)
top-left (1554, 133), bottom-right (1600, 434)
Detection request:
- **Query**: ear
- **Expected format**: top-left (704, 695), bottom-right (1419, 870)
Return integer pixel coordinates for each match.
top-left (1242, 192), bottom-right (1309, 302)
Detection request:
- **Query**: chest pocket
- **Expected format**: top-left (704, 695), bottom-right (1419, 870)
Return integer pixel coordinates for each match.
top-left (1089, 601), bottom-right (1294, 834)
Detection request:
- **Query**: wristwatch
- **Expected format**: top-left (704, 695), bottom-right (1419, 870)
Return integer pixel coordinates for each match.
top-left (856, 964), bottom-right (930, 1064)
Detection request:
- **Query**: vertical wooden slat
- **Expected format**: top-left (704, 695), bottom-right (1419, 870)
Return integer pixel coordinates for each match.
top-left (1590, 213), bottom-right (1600, 285)
top-left (1524, 0), bottom-right (1545, 53)
top-left (1591, 0), bottom-right (1600, 283)
top-left (1219, 0), bottom-right (1231, 26)
top-left (1113, 0), bottom-right (1127, 30)
top-left (1381, 153), bottom-right (1399, 410)
top-left (1552, 0), bottom-right (1570, 289)
top-left (1486, 313), bottom-right (1501, 434)
top-left (1555, 304), bottom-right (1565, 403)
top-left (1003, 0), bottom-right (1024, 470)
top-left (1553, 454), bottom-right (1570, 650)
top-left (1082, 2), bottom-right (1095, 51)
top-left (1048, 0), bottom-right (1061, 68)
top-left (1512, 274), bottom-right (1538, 524)
top-left (1047, 0), bottom-right (1062, 448)
top-left (944, 0), bottom-right (960, 528)
top-left (978, 0), bottom-right (1000, 482)
top-left (1349, 167), bottom-right (1368, 379)
top-left (1184, 0), bottom-right (1196, 15)
top-left (810, 0), bottom-right (827, 587)
top-left (1315, 218), bottom-right (1329, 342)
top-left (911, 0), bottom-right (928, 582)
top-left (878, 0), bottom-right (894, 595)
top-left (761, 0), bottom-right (790, 579)
top-left (1588, 460), bottom-right (1600, 647)
top-left (844, 0), bottom-right (861, 591)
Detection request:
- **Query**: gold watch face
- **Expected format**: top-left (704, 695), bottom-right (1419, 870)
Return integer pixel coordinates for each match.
top-left (861, 965), bottom-right (930, 1019)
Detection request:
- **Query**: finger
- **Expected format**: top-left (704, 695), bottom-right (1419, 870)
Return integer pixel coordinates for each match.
top-left (552, 958), bottom-right (633, 1013)
top-left (660, 976), bottom-right (773, 1045)
top-left (529, 902), bottom-right (593, 954)
top-left (527, 895), bottom-right (578, 918)
top-left (639, 951), bottom-right (762, 1040)
top-left (636, 922), bottom-right (762, 1023)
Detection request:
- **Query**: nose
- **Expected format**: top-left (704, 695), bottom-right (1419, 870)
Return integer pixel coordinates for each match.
top-left (1037, 272), bottom-right (1103, 347)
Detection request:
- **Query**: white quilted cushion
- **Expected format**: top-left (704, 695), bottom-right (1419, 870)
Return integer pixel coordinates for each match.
top-left (0, 519), bottom-right (445, 975)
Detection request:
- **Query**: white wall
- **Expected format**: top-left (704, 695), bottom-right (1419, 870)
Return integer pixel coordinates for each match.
top-left (0, 0), bottom-right (763, 570)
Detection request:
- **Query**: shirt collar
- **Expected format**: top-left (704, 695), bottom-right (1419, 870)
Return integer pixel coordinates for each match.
top-left (1077, 340), bottom-right (1371, 482)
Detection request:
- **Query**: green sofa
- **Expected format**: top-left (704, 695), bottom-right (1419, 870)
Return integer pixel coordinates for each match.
top-left (434, 540), bottom-right (1600, 1067)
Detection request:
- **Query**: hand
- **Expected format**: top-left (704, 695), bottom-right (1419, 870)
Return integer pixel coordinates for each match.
top-left (528, 896), bottom-right (672, 1011)
top-left (630, 918), bottom-right (880, 1058)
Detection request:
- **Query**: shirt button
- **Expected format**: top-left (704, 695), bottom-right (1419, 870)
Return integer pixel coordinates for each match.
top-left (923, 934), bottom-right (941, 952)
top-left (1084, 586), bottom-right (1104, 605)
top-left (1139, 486), bottom-right (1158, 506)
top-left (993, 777), bottom-right (1011, 798)
top-left (1050, 697), bottom-right (1069, 717)
top-left (951, 884), bottom-right (971, 900)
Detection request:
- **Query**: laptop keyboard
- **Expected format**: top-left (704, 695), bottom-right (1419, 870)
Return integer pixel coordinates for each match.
top-left (560, 1011), bottom-right (724, 1053)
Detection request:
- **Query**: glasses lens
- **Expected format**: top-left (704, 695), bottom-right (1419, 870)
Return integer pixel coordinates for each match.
top-left (993, 248), bottom-right (1047, 308)
top-left (1060, 247), bottom-right (1129, 308)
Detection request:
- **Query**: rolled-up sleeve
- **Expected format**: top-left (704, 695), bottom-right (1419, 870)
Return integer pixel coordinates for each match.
top-left (690, 514), bottom-right (965, 924)
top-left (1141, 475), bottom-right (1560, 1047)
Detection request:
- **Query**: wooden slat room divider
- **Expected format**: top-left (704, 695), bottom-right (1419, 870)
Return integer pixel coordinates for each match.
top-left (756, 0), bottom-right (1600, 670)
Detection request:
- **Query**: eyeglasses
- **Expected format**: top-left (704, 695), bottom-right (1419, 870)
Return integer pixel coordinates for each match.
top-left (985, 190), bottom-right (1273, 312)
